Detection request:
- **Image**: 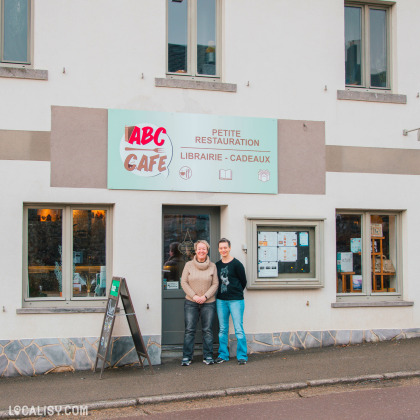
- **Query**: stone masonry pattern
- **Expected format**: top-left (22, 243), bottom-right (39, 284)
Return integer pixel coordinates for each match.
top-left (228, 328), bottom-right (420, 357)
top-left (0, 335), bottom-right (161, 378)
top-left (2, 329), bottom-right (420, 377)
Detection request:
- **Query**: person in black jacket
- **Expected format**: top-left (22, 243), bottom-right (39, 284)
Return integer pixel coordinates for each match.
top-left (215, 238), bottom-right (248, 365)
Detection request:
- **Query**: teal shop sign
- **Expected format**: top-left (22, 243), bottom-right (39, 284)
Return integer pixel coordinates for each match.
top-left (108, 109), bottom-right (278, 194)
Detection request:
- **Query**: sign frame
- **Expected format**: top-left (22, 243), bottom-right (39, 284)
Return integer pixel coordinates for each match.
top-left (108, 109), bottom-right (278, 194)
top-left (94, 277), bottom-right (154, 378)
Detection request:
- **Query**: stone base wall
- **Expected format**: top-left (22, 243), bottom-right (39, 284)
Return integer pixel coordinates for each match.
top-left (3, 328), bottom-right (420, 377)
top-left (228, 328), bottom-right (420, 356)
top-left (0, 335), bottom-right (161, 377)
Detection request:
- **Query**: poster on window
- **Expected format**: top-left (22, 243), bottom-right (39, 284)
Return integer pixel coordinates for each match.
top-left (278, 232), bottom-right (297, 247)
top-left (258, 247), bottom-right (278, 262)
top-left (350, 238), bottom-right (362, 253)
top-left (258, 261), bottom-right (278, 277)
top-left (337, 252), bottom-right (353, 273)
top-left (352, 275), bottom-right (362, 290)
top-left (258, 231), bottom-right (277, 247)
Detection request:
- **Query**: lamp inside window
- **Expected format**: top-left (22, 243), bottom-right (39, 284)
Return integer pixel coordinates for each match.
top-left (91, 210), bottom-right (105, 219)
top-left (37, 209), bottom-right (61, 222)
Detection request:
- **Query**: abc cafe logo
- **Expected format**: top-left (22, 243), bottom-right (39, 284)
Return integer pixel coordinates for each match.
top-left (120, 124), bottom-right (173, 177)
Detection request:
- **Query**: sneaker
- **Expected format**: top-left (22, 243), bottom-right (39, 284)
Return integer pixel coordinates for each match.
top-left (215, 357), bottom-right (228, 364)
top-left (203, 357), bottom-right (214, 365)
top-left (238, 359), bottom-right (247, 365)
top-left (181, 358), bottom-right (191, 366)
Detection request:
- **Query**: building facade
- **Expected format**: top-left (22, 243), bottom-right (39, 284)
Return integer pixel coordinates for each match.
top-left (1, 0), bottom-right (420, 377)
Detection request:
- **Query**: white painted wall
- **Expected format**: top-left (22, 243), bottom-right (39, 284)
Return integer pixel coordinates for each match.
top-left (2, 160), bottom-right (420, 340)
top-left (1, 0), bottom-right (420, 341)
top-left (0, 0), bottom-right (418, 147)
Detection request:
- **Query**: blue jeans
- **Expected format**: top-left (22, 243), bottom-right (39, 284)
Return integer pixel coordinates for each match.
top-left (183, 300), bottom-right (216, 360)
top-left (217, 299), bottom-right (247, 361)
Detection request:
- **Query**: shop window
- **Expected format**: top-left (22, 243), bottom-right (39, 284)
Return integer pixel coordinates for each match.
top-left (336, 211), bottom-right (402, 300)
top-left (1, 0), bottom-right (31, 65)
top-left (167, 0), bottom-right (220, 78)
top-left (246, 218), bottom-right (324, 289)
top-left (23, 205), bottom-right (112, 307)
top-left (345, 2), bottom-right (391, 89)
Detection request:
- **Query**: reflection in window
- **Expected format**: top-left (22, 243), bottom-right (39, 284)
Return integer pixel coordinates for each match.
top-left (345, 6), bottom-right (362, 86)
top-left (370, 9), bottom-right (387, 88)
top-left (167, 0), bottom-right (219, 77)
top-left (162, 214), bottom-right (210, 289)
top-left (197, 0), bottom-right (216, 76)
top-left (336, 214), bottom-right (362, 293)
top-left (168, 0), bottom-right (188, 73)
top-left (2, 0), bottom-right (30, 64)
top-left (27, 209), bottom-right (62, 297)
top-left (344, 3), bottom-right (389, 89)
top-left (73, 210), bottom-right (107, 297)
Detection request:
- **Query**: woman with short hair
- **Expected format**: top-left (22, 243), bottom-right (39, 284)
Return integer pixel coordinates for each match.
top-left (180, 240), bottom-right (218, 366)
top-left (215, 238), bottom-right (248, 365)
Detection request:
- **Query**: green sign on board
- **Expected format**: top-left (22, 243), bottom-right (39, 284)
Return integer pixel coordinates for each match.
top-left (110, 279), bottom-right (120, 297)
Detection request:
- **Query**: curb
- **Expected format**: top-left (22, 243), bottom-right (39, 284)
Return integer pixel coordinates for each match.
top-left (1, 371), bottom-right (420, 418)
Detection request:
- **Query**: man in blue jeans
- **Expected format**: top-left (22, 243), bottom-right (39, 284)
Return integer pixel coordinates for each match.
top-left (215, 238), bottom-right (248, 365)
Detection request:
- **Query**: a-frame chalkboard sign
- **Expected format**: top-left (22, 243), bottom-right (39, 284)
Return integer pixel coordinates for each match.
top-left (94, 276), bottom-right (154, 378)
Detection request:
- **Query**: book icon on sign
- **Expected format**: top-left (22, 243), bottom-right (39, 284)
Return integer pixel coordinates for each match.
top-left (219, 169), bottom-right (232, 180)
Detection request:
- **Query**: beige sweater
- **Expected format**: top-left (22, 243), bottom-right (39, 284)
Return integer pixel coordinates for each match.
top-left (181, 256), bottom-right (219, 303)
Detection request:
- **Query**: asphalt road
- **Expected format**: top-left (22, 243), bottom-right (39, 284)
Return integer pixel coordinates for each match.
top-left (40, 377), bottom-right (420, 420)
top-left (140, 383), bottom-right (420, 420)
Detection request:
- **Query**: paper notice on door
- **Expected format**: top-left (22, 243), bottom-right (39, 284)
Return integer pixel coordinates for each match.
top-left (258, 246), bottom-right (278, 262)
top-left (258, 261), bottom-right (278, 277)
top-left (258, 231), bottom-right (277, 247)
top-left (278, 246), bottom-right (298, 262)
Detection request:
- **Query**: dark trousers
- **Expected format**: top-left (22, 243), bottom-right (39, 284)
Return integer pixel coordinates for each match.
top-left (182, 300), bottom-right (216, 360)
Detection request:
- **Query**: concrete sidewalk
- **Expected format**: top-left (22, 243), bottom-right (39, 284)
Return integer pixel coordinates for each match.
top-left (2, 338), bottom-right (420, 417)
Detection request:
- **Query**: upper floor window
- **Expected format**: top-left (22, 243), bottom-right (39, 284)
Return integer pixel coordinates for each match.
top-left (345, 2), bottom-right (391, 89)
top-left (167, 0), bottom-right (220, 78)
top-left (1, 0), bottom-right (31, 65)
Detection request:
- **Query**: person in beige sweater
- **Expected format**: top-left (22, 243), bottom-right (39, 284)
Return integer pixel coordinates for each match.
top-left (180, 240), bottom-right (218, 366)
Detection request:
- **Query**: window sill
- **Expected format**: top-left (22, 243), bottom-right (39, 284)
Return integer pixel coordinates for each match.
top-left (155, 77), bottom-right (236, 92)
top-left (0, 67), bottom-right (48, 80)
top-left (337, 89), bottom-right (407, 104)
top-left (332, 301), bottom-right (413, 308)
top-left (17, 307), bottom-right (120, 314)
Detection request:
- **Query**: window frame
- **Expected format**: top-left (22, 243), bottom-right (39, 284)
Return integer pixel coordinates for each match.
top-left (0, 0), bottom-right (33, 67)
top-left (166, 0), bottom-right (222, 81)
top-left (246, 217), bottom-right (325, 289)
top-left (335, 210), bottom-right (403, 303)
top-left (22, 204), bottom-right (113, 308)
top-left (345, 1), bottom-right (393, 92)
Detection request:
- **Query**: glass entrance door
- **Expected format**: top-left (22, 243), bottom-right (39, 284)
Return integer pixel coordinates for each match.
top-left (162, 206), bottom-right (220, 345)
